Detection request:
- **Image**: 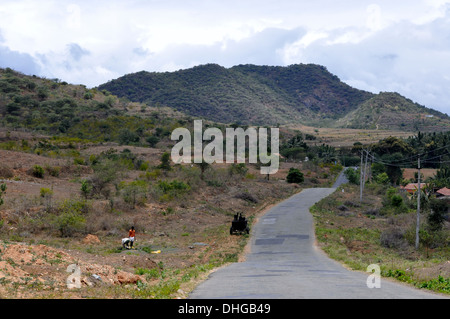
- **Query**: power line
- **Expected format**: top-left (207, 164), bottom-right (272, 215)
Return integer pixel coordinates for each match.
top-left (366, 149), bottom-right (450, 168)
top-left (372, 142), bottom-right (450, 165)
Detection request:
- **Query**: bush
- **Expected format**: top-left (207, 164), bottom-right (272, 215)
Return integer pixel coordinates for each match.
top-left (158, 152), bottom-right (171, 171)
top-left (118, 128), bottom-right (140, 145)
top-left (391, 194), bottom-right (403, 207)
top-left (32, 165), bottom-right (44, 178)
top-left (286, 168), bottom-right (304, 184)
top-left (158, 180), bottom-right (190, 193)
top-left (120, 180), bottom-right (148, 207)
top-left (146, 135), bottom-right (160, 147)
top-left (45, 165), bottom-right (60, 177)
top-left (157, 179), bottom-right (190, 201)
top-left (0, 183), bottom-right (6, 207)
top-left (235, 192), bottom-right (258, 203)
top-left (344, 168), bottom-right (359, 185)
top-left (80, 179), bottom-right (92, 199)
top-left (428, 198), bottom-right (448, 232)
top-left (0, 165), bottom-right (14, 179)
top-left (228, 163), bottom-right (248, 176)
top-left (380, 228), bottom-right (408, 249)
top-left (51, 199), bottom-right (88, 237)
top-left (375, 172), bottom-right (390, 185)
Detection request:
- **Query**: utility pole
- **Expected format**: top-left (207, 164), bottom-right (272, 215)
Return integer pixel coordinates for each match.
top-left (415, 156), bottom-right (421, 250)
top-left (363, 149), bottom-right (369, 193)
top-left (360, 149), bottom-right (364, 202)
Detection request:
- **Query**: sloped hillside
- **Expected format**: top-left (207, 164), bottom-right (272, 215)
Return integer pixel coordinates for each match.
top-left (335, 92), bottom-right (450, 131)
top-left (97, 63), bottom-right (374, 126)
top-left (97, 63), bottom-right (450, 131)
top-left (0, 67), bottom-right (186, 145)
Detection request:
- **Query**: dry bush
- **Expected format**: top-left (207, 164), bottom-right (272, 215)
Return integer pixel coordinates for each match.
top-left (0, 165), bottom-right (14, 178)
top-left (380, 227), bottom-right (409, 249)
top-left (85, 212), bottom-right (117, 235)
top-left (234, 192), bottom-right (258, 203)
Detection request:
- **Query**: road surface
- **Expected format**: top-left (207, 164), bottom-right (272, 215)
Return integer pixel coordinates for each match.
top-left (189, 172), bottom-right (447, 299)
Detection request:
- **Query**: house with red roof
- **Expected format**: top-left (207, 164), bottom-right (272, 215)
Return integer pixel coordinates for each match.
top-left (400, 183), bottom-right (426, 195)
top-left (436, 187), bottom-right (450, 198)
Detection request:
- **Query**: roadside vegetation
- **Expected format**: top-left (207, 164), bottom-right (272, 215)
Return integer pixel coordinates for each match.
top-left (311, 132), bottom-right (450, 295)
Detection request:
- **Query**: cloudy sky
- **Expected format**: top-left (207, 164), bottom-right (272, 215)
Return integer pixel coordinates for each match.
top-left (1, 0), bottom-right (449, 114)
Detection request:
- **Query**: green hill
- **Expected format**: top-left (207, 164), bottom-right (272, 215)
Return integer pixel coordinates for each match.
top-left (97, 63), bottom-right (450, 131)
top-left (334, 92), bottom-right (450, 131)
top-left (0, 67), bottom-right (186, 145)
top-left (97, 63), bottom-right (373, 126)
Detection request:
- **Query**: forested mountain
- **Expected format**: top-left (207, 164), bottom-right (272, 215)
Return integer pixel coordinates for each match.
top-left (98, 63), bottom-right (450, 131)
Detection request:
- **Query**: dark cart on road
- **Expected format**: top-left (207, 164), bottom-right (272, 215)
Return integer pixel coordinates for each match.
top-left (230, 212), bottom-right (249, 235)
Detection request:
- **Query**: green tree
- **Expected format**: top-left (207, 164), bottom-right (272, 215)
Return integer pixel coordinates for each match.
top-left (375, 172), bottom-right (390, 185)
top-left (80, 179), bottom-right (92, 199)
top-left (0, 183), bottom-right (6, 207)
top-left (158, 152), bottom-right (172, 171)
top-left (52, 200), bottom-right (87, 237)
top-left (428, 198), bottom-right (448, 232)
top-left (344, 167), bottom-right (360, 185)
top-left (90, 159), bottom-right (122, 198)
top-left (120, 180), bottom-right (148, 208)
top-left (32, 165), bottom-right (45, 178)
top-left (391, 194), bottom-right (403, 207)
top-left (118, 128), bottom-right (140, 145)
top-left (286, 168), bottom-right (304, 184)
top-left (145, 135), bottom-right (160, 147)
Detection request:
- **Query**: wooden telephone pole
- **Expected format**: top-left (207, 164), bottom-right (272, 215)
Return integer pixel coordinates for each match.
top-left (360, 150), bottom-right (364, 202)
top-left (359, 149), bottom-right (369, 202)
top-left (415, 156), bottom-right (421, 250)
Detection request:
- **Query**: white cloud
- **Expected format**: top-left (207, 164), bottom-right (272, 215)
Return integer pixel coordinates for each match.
top-left (0, 0), bottom-right (449, 114)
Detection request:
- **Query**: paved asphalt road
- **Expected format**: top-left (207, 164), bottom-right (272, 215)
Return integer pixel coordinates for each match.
top-left (189, 172), bottom-right (448, 299)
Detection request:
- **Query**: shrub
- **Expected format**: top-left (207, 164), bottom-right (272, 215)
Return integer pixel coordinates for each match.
top-left (118, 128), bottom-right (140, 145)
top-left (157, 152), bottom-right (171, 170)
top-left (228, 163), bottom-right (248, 176)
top-left (120, 180), bottom-right (148, 207)
top-left (32, 165), bottom-right (44, 178)
top-left (73, 157), bottom-right (85, 165)
top-left (139, 161), bottom-right (149, 171)
top-left (158, 180), bottom-right (190, 193)
top-left (428, 198), bottom-right (448, 232)
top-left (391, 194), bottom-right (403, 207)
top-left (0, 165), bottom-right (14, 179)
top-left (0, 183), bottom-right (6, 207)
top-left (157, 179), bottom-right (190, 201)
top-left (40, 187), bottom-right (53, 197)
top-left (383, 187), bottom-right (408, 214)
top-left (40, 187), bottom-right (54, 211)
top-left (286, 168), bottom-right (304, 184)
top-left (235, 192), bottom-right (258, 203)
top-left (143, 169), bottom-right (161, 180)
top-left (80, 179), bottom-right (92, 199)
top-left (146, 135), bottom-right (160, 147)
top-left (51, 199), bottom-right (88, 237)
top-left (380, 228), bottom-right (408, 249)
top-left (375, 172), bottom-right (390, 185)
top-left (344, 167), bottom-right (359, 185)
top-left (45, 165), bottom-right (60, 177)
